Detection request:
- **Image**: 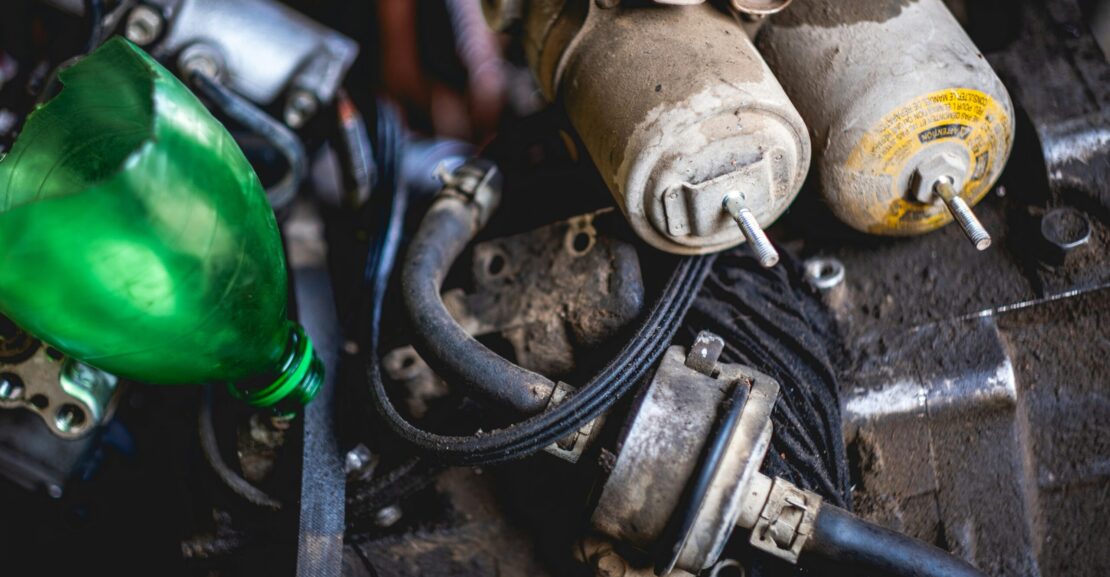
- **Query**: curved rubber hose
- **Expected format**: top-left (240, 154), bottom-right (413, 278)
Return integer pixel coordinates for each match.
top-left (806, 505), bottom-right (987, 577)
top-left (368, 252), bottom-right (715, 466)
top-left (190, 72), bottom-right (306, 211)
top-left (401, 197), bottom-right (556, 415)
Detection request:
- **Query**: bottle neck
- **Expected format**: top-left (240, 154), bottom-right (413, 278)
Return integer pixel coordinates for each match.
top-left (228, 323), bottom-right (323, 415)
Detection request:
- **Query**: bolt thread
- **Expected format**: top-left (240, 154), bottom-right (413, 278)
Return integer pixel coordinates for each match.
top-left (935, 181), bottom-right (991, 251)
top-left (723, 194), bottom-right (779, 267)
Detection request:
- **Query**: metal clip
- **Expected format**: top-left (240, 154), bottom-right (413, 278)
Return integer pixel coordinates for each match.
top-left (749, 477), bottom-right (822, 563)
top-left (544, 382), bottom-right (600, 463)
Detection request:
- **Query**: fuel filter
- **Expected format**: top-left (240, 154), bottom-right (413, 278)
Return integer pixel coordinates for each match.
top-left (758, 0), bottom-right (1014, 248)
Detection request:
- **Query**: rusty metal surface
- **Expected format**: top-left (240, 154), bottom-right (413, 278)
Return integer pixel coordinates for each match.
top-left (445, 210), bottom-right (645, 379)
top-left (841, 288), bottom-right (1110, 577)
top-left (348, 468), bottom-right (555, 577)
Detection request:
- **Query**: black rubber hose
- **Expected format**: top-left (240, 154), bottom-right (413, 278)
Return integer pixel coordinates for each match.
top-left (401, 193), bottom-right (557, 415)
top-left (189, 72), bottom-right (307, 211)
top-left (805, 505), bottom-right (987, 577)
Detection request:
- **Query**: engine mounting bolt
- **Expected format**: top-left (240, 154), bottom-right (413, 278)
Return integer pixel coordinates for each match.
top-left (125, 5), bottom-right (165, 47)
top-left (935, 178), bottom-right (991, 251)
top-left (723, 192), bottom-right (779, 268)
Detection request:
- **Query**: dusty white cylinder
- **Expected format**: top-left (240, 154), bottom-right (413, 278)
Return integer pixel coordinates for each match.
top-left (759, 0), bottom-right (1014, 235)
top-left (532, 2), bottom-right (811, 254)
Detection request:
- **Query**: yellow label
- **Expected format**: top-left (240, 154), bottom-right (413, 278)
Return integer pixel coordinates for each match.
top-left (846, 88), bottom-right (1012, 234)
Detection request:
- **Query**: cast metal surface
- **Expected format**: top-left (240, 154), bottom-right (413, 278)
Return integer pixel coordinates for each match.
top-left (0, 340), bottom-right (118, 439)
top-left (136, 0), bottom-right (358, 111)
top-left (389, 209), bottom-right (643, 391)
top-left (444, 210), bottom-right (645, 378)
top-left (987, 0), bottom-right (1110, 215)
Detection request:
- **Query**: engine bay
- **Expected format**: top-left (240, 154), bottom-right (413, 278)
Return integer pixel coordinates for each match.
top-left (0, 1), bottom-right (1107, 576)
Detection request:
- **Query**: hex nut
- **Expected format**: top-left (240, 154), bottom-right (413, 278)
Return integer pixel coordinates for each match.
top-left (908, 151), bottom-right (970, 204)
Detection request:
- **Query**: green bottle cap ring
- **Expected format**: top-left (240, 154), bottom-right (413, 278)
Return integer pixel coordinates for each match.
top-left (229, 324), bottom-right (323, 412)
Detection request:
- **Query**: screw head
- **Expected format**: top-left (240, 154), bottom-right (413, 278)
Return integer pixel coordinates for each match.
top-left (0, 373), bottom-right (24, 401)
top-left (284, 90), bottom-right (318, 129)
top-left (54, 404), bottom-right (86, 433)
top-left (125, 5), bottom-right (165, 47)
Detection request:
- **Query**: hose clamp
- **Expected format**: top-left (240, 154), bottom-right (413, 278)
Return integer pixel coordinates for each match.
top-left (749, 477), bottom-right (822, 563)
top-left (435, 159), bottom-right (502, 228)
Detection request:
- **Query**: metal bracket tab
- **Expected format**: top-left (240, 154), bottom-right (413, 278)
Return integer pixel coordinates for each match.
top-left (544, 382), bottom-right (601, 463)
top-left (749, 478), bottom-right (822, 563)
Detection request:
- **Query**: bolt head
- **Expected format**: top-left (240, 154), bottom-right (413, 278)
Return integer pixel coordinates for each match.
top-left (125, 6), bottom-right (165, 47)
top-left (0, 373), bottom-right (23, 401)
top-left (594, 551), bottom-right (627, 577)
top-left (284, 90), bottom-right (319, 129)
top-left (178, 44), bottom-right (225, 81)
top-left (1040, 207), bottom-right (1091, 265)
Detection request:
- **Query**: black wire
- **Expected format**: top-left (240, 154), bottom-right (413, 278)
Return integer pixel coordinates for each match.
top-left (198, 385), bottom-right (282, 510)
top-left (189, 72), bottom-right (307, 211)
top-left (654, 379), bottom-right (750, 575)
top-left (83, 0), bottom-right (104, 54)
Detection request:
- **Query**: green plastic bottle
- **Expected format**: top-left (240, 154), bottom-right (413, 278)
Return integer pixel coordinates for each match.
top-left (0, 38), bottom-right (321, 413)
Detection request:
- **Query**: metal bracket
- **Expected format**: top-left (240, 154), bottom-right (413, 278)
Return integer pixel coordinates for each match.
top-left (685, 331), bottom-right (724, 376)
top-left (0, 347), bottom-right (118, 439)
top-left (544, 382), bottom-right (600, 463)
top-left (749, 477), bottom-right (822, 563)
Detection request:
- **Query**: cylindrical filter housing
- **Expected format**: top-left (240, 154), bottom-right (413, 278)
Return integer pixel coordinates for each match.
top-left (758, 0), bottom-right (1014, 236)
top-left (520, 1), bottom-right (811, 254)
